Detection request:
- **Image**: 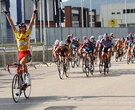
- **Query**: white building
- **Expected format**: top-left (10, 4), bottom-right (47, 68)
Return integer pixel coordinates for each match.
top-left (100, 3), bottom-right (135, 27)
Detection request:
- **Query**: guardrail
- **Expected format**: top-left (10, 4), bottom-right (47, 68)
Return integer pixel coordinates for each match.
top-left (0, 45), bottom-right (53, 68)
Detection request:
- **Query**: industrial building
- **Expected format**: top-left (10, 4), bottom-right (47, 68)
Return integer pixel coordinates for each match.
top-left (63, 6), bottom-right (97, 27)
top-left (100, 2), bottom-right (135, 27)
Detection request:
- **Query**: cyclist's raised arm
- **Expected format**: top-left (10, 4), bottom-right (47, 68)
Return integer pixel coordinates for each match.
top-left (3, 7), bottom-right (16, 32)
top-left (28, 3), bottom-right (38, 30)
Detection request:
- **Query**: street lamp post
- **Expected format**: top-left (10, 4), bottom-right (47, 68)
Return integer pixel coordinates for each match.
top-left (21, 0), bottom-right (25, 23)
top-left (40, 0), bottom-right (43, 42)
top-left (32, 0), bottom-right (39, 44)
top-left (42, 0), bottom-right (47, 47)
top-left (125, 0), bottom-right (127, 27)
top-left (81, 0), bottom-right (84, 27)
top-left (0, 1), bottom-right (2, 46)
top-left (90, 0), bottom-right (92, 27)
top-left (60, 0), bottom-right (63, 40)
top-left (47, 0), bottom-right (50, 27)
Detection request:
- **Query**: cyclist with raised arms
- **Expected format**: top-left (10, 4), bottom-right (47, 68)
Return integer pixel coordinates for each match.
top-left (3, 3), bottom-right (38, 86)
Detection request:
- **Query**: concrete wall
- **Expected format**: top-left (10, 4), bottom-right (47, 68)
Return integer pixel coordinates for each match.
top-left (0, 50), bottom-right (53, 67)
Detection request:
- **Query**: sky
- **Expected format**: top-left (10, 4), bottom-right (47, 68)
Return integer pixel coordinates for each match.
top-left (62, 0), bottom-right (69, 2)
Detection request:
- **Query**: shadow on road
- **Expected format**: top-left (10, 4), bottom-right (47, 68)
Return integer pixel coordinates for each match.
top-left (69, 68), bottom-right (135, 79)
top-left (1, 95), bottom-right (135, 110)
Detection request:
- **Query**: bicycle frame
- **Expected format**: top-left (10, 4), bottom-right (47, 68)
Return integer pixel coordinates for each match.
top-left (7, 63), bottom-right (31, 102)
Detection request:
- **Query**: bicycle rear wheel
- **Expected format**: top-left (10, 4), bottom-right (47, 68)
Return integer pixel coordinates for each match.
top-left (24, 74), bottom-right (31, 99)
top-left (12, 74), bottom-right (21, 103)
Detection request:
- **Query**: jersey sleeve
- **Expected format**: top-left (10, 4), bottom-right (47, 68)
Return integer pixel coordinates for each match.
top-left (26, 29), bottom-right (32, 37)
top-left (13, 28), bottom-right (19, 37)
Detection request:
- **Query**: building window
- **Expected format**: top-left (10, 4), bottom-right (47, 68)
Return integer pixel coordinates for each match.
top-left (134, 9), bottom-right (135, 13)
top-left (123, 9), bottom-right (125, 14)
top-left (72, 14), bottom-right (79, 21)
top-left (131, 9), bottom-right (134, 13)
top-left (112, 12), bottom-right (115, 15)
top-left (127, 9), bottom-right (130, 13)
top-left (117, 12), bottom-right (121, 14)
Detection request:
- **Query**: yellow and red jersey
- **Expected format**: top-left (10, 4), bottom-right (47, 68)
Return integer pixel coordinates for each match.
top-left (13, 28), bottom-right (32, 51)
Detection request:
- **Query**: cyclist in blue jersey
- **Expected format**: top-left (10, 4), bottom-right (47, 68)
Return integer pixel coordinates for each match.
top-left (80, 39), bottom-right (94, 70)
top-left (124, 33), bottom-right (134, 58)
top-left (99, 33), bottom-right (114, 66)
top-left (72, 37), bottom-right (80, 50)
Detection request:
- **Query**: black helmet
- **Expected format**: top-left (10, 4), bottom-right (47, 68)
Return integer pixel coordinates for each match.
top-left (18, 23), bottom-right (27, 29)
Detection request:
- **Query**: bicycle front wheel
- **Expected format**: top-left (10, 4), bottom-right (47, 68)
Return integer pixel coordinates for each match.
top-left (58, 63), bottom-right (64, 79)
top-left (71, 55), bottom-right (75, 68)
top-left (65, 62), bottom-right (70, 78)
top-left (24, 74), bottom-right (31, 99)
top-left (76, 55), bottom-right (80, 67)
top-left (12, 74), bottom-right (21, 103)
top-left (85, 59), bottom-right (90, 77)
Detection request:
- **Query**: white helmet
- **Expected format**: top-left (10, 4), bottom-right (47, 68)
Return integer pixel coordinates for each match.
top-left (98, 35), bottom-right (103, 40)
top-left (103, 33), bottom-right (109, 38)
top-left (90, 36), bottom-right (95, 39)
top-left (110, 33), bottom-right (113, 36)
top-left (73, 37), bottom-right (77, 40)
top-left (59, 41), bottom-right (65, 46)
top-left (54, 40), bottom-right (59, 45)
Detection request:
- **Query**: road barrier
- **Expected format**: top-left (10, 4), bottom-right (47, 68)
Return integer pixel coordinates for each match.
top-left (0, 45), bottom-right (53, 68)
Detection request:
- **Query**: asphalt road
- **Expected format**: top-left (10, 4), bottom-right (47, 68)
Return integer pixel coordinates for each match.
top-left (0, 57), bottom-right (135, 110)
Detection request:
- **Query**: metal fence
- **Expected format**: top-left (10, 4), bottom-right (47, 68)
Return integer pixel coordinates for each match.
top-left (46, 27), bottom-right (129, 45)
top-left (1, 27), bottom-right (134, 46)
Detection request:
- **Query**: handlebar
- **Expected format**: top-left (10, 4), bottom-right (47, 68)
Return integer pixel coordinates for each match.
top-left (6, 63), bottom-right (20, 74)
